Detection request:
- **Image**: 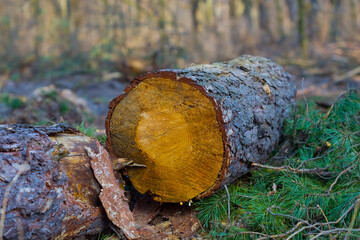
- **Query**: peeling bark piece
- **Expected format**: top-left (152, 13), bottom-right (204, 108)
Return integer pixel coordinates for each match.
top-left (106, 55), bottom-right (296, 202)
top-left (86, 142), bottom-right (140, 240)
top-left (0, 124), bottom-right (105, 240)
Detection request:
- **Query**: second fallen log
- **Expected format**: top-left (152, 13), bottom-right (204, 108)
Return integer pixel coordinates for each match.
top-left (106, 55), bottom-right (296, 203)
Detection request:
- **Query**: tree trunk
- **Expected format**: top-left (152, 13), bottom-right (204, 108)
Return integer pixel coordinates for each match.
top-left (106, 55), bottom-right (296, 203)
top-left (0, 124), bottom-right (106, 240)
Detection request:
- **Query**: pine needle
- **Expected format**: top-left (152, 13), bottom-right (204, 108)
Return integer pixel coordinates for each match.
top-left (196, 89), bottom-right (360, 239)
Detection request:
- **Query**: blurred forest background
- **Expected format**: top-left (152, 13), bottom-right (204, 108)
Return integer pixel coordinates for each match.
top-left (1, 0), bottom-right (360, 130)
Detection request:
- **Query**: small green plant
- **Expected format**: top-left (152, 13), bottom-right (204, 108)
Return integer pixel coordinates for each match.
top-left (59, 100), bottom-right (70, 114)
top-left (196, 89), bottom-right (360, 239)
top-left (75, 122), bottom-right (107, 144)
top-left (97, 232), bottom-right (114, 240)
top-left (34, 120), bottom-right (57, 126)
top-left (0, 93), bottom-right (26, 109)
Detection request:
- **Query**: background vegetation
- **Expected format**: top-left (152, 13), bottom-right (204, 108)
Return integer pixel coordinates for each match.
top-left (1, 0), bottom-right (360, 75)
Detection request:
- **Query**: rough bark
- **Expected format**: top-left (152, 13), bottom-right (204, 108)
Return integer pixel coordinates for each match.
top-left (0, 124), bottom-right (106, 240)
top-left (106, 55), bottom-right (296, 202)
top-left (85, 142), bottom-right (139, 240)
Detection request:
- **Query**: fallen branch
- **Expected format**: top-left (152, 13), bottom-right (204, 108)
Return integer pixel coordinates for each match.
top-left (333, 66), bottom-right (360, 83)
top-left (258, 222), bottom-right (303, 240)
top-left (286, 200), bottom-right (357, 240)
top-left (251, 163), bottom-right (332, 176)
top-left (309, 228), bottom-right (360, 240)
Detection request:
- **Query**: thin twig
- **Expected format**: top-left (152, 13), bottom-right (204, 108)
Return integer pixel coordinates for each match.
top-left (251, 162), bottom-right (331, 176)
top-left (309, 228), bottom-right (360, 240)
top-left (257, 222), bottom-right (303, 240)
top-left (328, 164), bottom-right (355, 194)
top-left (0, 164), bottom-right (30, 240)
top-left (286, 201), bottom-right (357, 240)
top-left (223, 185), bottom-right (231, 233)
top-left (234, 231), bottom-right (267, 237)
top-left (267, 207), bottom-right (310, 225)
top-left (317, 204), bottom-right (332, 239)
top-left (345, 194), bottom-right (360, 240)
top-left (295, 147), bottom-right (339, 169)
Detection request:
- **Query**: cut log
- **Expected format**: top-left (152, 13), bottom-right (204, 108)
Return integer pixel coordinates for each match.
top-left (0, 124), bottom-right (106, 239)
top-left (106, 55), bottom-right (296, 203)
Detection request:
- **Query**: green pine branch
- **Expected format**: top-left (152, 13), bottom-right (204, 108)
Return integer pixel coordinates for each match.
top-left (196, 89), bottom-right (360, 239)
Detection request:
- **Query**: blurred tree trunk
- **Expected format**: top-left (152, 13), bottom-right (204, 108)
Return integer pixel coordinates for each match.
top-left (30, 0), bottom-right (42, 59)
top-left (103, 0), bottom-right (114, 55)
top-left (117, 1), bottom-right (128, 57)
top-left (190, 0), bottom-right (203, 61)
top-left (229, 0), bottom-right (245, 54)
top-left (316, 0), bottom-right (331, 44)
top-left (156, 0), bottom-right (168, 67)
top-left (190, 0), bottom-right (200, 32)
top-left (351, 0), bottom-right (360, 37)
top-left (59, 0), bottom-right (71, 55)
top-left (205, 0), bottom-right (215, 27)
top-left (68, 0), bottom-right (81, 56)
top-left (275, 0), bottom-right (292, 38)
top-left (261, 0), bottom-right (281, 42)
top-left (158, 0), bottom-right (167, 43)
top-left (297, 0), bottom-right (308, 58)
top-left (0, 5), bottom-right (18, 63)
top-left (135, 0), bottom-right (142, 26)
top-left (337, 0), bottom-right (351, 40)
top-left (249, 0), bottom-right (260, 35)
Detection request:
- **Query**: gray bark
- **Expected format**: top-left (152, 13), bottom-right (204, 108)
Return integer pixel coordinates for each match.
top-left (168, 55), bottom-right (296, 191)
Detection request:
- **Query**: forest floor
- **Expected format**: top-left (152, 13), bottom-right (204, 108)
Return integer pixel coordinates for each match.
top-left (0, 47), bottom-right (359, 239)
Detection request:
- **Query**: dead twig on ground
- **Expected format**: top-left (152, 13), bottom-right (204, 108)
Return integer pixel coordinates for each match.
top-left (286, 200), bottom-right (357, 240)
top-left (310, 228), bottom-right (360, 240)
top-left (345, 194), bottom-right (360, 240)
top-left (258, 222), bottom-right (303, 240)
top-left (328, 164), bottom-right (355, 194)
top-left (317, 204), bottom-right (332, 239)
top-left (251, 163), bottom-right (332, 176)
top-left (223, 185), bottom-right (231, 233)
top-left (295, 147), bottom-right (339, 170)
top-left (267, 206), bottom-right (310, 225)
top-left (227, 200), bottom-right (358, 240)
